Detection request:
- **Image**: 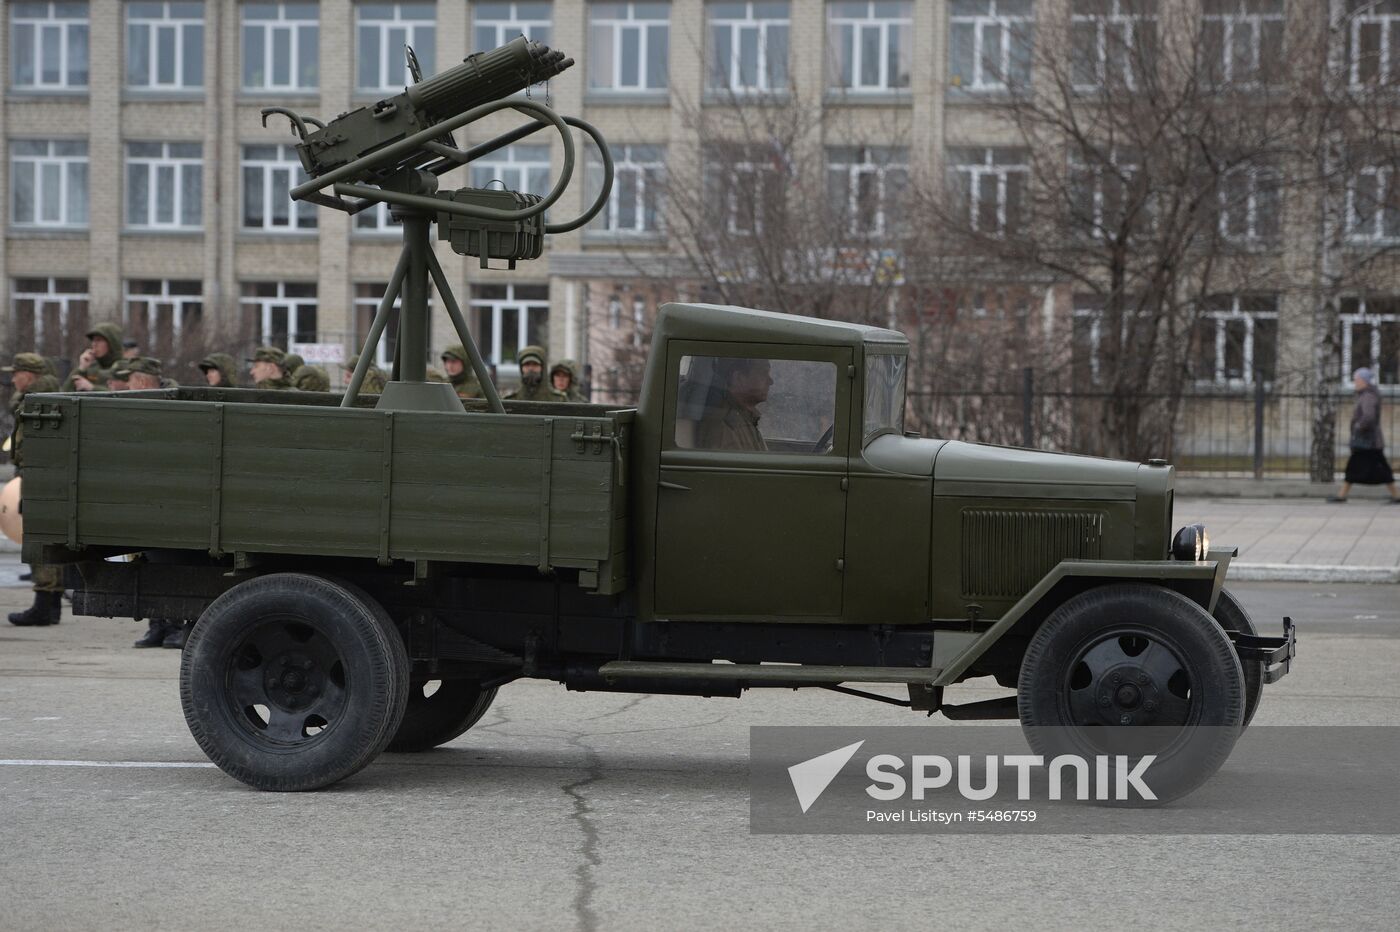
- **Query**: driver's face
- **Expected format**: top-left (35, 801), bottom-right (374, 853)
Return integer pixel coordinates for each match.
top-left (731, 361), bottom-right (772, 409)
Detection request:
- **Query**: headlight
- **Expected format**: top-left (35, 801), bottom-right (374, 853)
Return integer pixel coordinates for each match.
top-left (1171, 524), bottom-right (1209, 561)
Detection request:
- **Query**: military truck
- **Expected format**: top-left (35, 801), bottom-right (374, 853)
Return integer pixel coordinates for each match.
top-left (18, 301), bottom-right (1292, 796)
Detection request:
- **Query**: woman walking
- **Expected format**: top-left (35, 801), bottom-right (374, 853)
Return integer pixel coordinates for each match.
top-left (1329, 367), bottom-right (1400, 503)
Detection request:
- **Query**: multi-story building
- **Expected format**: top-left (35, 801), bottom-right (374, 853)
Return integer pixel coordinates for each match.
top-left (3, 1), bottom-right (1396, 409)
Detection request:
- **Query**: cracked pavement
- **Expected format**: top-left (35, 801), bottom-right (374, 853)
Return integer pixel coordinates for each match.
top-left (0, 581), bottom-right (1397, 930)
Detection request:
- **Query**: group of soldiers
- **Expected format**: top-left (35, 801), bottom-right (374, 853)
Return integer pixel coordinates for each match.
top-left (4, 323), bottom-right (590, 643)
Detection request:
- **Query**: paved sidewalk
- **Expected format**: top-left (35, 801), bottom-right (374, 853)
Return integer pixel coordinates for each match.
top-left (1177, 496), bottom-right (1400, 582)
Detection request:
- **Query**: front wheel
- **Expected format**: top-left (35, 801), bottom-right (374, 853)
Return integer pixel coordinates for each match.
top-left (1018, 584), bottom-right (1245, 805)
top-left (180, 573), bottom-right (409, 791)
top-left (1211, 588), bottom-right (1264, 728)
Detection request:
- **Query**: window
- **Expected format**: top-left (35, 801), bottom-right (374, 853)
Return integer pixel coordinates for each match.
top-left (10, 139), bottom-right (88, 228)
top-left (474, 2), bottom-right (551, 50)
top-left (1346, 160), bottom-right (1400, 243)
top-left (124, 279), bottom-right (203, 355)
top-left (1189, 294), bottom-right (1278, 384)
top-left (125, 141), bottom-right (202, 230)
top-left (1218, 161), bottom-right (1280, 244)
top-left (11, 277), bottom-right (89, 357)
top-left (705, 144), bottom-right (786, 235)
top-left (126, 1), bottom-right (204, 90)
top-left (242, 3), bottom-right (318, 92)
top-left (864, 353), bottom-right (906, 445)
top-left (949, 0), bottom-right (1033, 92)
top-left (241, 281), bottom-right (318, 348)
top-left (354, 201), bottom-right (400, 236)
top-left (1201, 0), bottom-right (1282, 88)
top-left (356, 2), bottom-right (434, 95)
top-left (1068, 148), bottom-right (1144, 240)
top-left (1070, 0), bottom-right (1156, 91)
top-left (354, 282), bottom-right (403, 368)
top-left (673, 355), bottom-right (838, 454)
top-left (11, 2), bottom-right (89, 90)
top-left (827, 1), bottom-right (912, 93)
top-left (468, 143), bottom-right (552, 197)
top-left (827, 146), bottom-right (909, 237)
top-left (1072, 295), bottom-right (1156, 385)
top-left (588, 143), bottom-right (665, 235)
top-left (707, 2), bottom-right (789, 94)
top-left (1347, 0), bottom-right (1400, 86)
top-left (589, 2), bottom-right (670, 92)
top-left (242, 144), bottom-right (317, 231)
top-left (947, 147), bottom-right (1028, 236)
top-left (1340, 296), bottom-right (1400, 385)
top-left (470, 283), bottom-right (549, 370)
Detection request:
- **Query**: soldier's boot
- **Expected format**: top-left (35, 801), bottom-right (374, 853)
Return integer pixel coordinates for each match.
top-left (8, 591), bottom-right (62, 626)
top-left (162, 621), bottom-right (193, 650)
top-left (133, 619), bottom-right (172, 648)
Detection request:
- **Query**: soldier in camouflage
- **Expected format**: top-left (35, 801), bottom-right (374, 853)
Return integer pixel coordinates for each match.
top-left (504, 345), bottom-right (555, 401)
top-left (344, 355), bottom-right (387, 393)
top-left (292, 364), bottom-right (331, 391)
top-left (5, 353), bottom-right (64, 626)
top-left (62, 322), bottom-right (124, 391)
top-left (106, 357), bottom-right (134, 391)
top-left (440, 344), bottom-right (484, 399)
top-left (248, 347), bottom-right (291, 390)
top-left (198, 353), bottom-right (239, 387)
top-left (126, 357), bottom-right (173, 390)
top-left (549, 359), bottom-right (587, 403)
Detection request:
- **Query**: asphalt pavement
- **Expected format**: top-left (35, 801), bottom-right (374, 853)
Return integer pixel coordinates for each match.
top-left (0, 575), bottom-right (1396, 930)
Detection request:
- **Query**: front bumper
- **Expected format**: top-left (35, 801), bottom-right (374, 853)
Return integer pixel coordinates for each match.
top-left (1227, 617), bottom-right (1297, 684)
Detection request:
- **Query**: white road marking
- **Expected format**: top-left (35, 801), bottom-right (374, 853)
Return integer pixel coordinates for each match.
top-left (0, 760), bottom-right (216, 768)
top-left (31, 716), bottom-right (61, 721)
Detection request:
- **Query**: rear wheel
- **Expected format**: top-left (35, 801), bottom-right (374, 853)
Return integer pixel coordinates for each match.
top-left (1018, 584), bottom-right (1245, 805)
top-left (180, 573), bottom-right (409, 791)
top-left (386, 680), bottom-right (498, 752)
top-left (1211, 588), bottom-right (1264, 728)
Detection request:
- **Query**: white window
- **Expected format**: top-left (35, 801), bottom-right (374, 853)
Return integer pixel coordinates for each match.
top-left (1346, 161), bottom-right (1400, 243)
top-left (1190, 294), bottom-right (1278, 385)
top-left (1219, 161), bottom-right (1279, 244)
top-left (242, 3), bottom-right (319, 92)
top-left (632, 297), bottom-right (646, 347)
top-left (126, 1), bottom-right (204, 90)
top-left (1070, 0), bottom-right (1156, 91)
top-left (354, 201), bottom-right (400, 236)
top-left (356, 2), bottom-right (435, 95)
top-left (1347, 0), bottom-right (1400, 86)
top-left (242, 281), bottom-right (318, 347)
top-left (354, 282), bottom-right (406, 368)
top-left (947, 147), bottom-right (1028, 236)
top-left (1072, 296), bottom-right (1154, 385)
top-left (125, 141), bottom-right (202, 230)
top-left (10, 139), bottom-right (88, 228)
top-left (124, 279), bottom-right (203, 353)
top-left (242, 143), bottom-right (317, 232)
top-left (474, 2), bottom-right (552, 50)
top-left (469, 143), bottom-right (552, 196)
top-left (588, 2), bottom-right (670, 92)
top-left (11, 2), bottom-right (89, 90)
top-left (1069, 148), bottom-right (1143, 239)
top-left (1340, 296), bottom-right (1400, 385)
top-left (827, 146), bottom-right (908, 237)
top-left (949, 0), bottom-right (1033, 92)
top-left (589, 143), bottom-right (665, 235)
top-left (707, 2), bottom-right (789, 94)
top-left (10, 277), bottom-right (89, 357)
top-left (827, 1), bottom-right (912, 93)
top-left (470, 283), bottom-right (549, 369)
top-left (1202, 0), bottom-right (1282, 88)
top-left (705, 145), bottom-right (786, 235)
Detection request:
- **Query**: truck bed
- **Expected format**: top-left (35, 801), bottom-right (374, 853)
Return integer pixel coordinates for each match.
top-left (19, 388), bottom-right (632, 594)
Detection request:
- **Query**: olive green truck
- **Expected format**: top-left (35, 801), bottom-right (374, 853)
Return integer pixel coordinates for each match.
top-left (18, 302), bottom-right (1294, 797)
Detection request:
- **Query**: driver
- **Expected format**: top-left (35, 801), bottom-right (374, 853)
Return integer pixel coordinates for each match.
top-left (696, 357), bottom-right (770, 452)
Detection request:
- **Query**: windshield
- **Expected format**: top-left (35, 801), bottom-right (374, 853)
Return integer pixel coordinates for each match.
top-left (863, 353), bottom-right (906, 445)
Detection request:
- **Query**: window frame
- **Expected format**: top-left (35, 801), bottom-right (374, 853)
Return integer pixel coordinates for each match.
top-left (948, 0), bottom-right (1034, 93)
top-left (1340, 295), bottom-right (1400, 387)
top-left (588, 1), bottom-right (671, 93)
top-left (240, 280), bottom-right (319, 349)
top-left (473, 2), bottom-right (552, 50)
top-left (707, 1), bottom-right (790, 95)
top-left (241, 2), bottom-right (320, 94)
top-left (1190, 294), bottom-right (1279, 387)
top-left (1346, 161), bottom-right (1400, 244)
top-left (123, 278), bottom-right (203, 350)
top-left (469, 283), bottom-right (550, 373)
top-left (241, 143), bottom-right (318, 233)
top-left (1218, 160), bottom-right (1280, 245)
top-left (589, 143), bottom-right (666, 236)
top-left (467, 143), bottom-right (553, 199)
top-left (1201, 0), bottom-right (1283, 89)
top-left (125, 0), bottom-right (205, 92)
top-left (826, 0), bottom-right (913, 94)
top-left (1347, 0), bottom-right (1400, 87)
top-left (9, 138), bottom-right (89, 229)
top-left (355, 2), bottom-right (435, 96)
top-left (125, 140), bottom-right (203, 232)
top-left (947, 147), bottom-right (1029, 237)
top-left (10, 1), bottom-right (90, 91)
top-left (353, 281), bottom-right (406, 368)
top-left (827, 145), bottom-right (909, 238)
top-left (10, 276), bottom-right (90, 357)
top-left (1070, 0), bottom-right (1156, 92)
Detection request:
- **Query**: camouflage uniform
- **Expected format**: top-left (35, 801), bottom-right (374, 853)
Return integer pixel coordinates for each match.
top-left (291, 364), bottom-right (330, 392)
top-left (198, 353), bottom-right (240, 388)
top-left (5, 354), bottom-right (63, 625)
top-left (248, 346), bottom-right (291, 390)
top-left (440, 344), bottom-right (484, 399)
top-left (696, 391), bottom-right (767, 452)
top-left (344, 354), bottom-right (387, 393)
top-left (61, 321), bottom-right (124, 391)
top-left (549, 359), bottom-right (588, 403)
top-left (282, 353), bottom-right (306, 374)
top-left (504, 345), bottom-right (558, 401)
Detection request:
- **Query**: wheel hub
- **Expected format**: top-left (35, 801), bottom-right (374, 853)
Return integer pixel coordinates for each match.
top-left (264, 652), bottom-right (323, 710)
top-left (1090, 665), bottom-right (1163, 725)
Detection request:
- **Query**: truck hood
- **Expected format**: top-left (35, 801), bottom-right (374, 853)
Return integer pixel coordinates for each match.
top-left (933, 441), bottom-right (1142, 501)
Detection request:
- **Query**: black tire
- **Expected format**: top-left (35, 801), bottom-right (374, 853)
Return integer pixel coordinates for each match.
top-left (1018, 584), bottom-right (1245, 805)
top-left (179, 573), bottom-right (410, 791)
top-left (385, 680), bottom-right (498, 752)
top-left (1212, 588), bottom-right (1264, 728)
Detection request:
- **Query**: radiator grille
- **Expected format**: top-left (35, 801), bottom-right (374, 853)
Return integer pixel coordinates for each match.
top-left (960, 509), bottom-right (1104, 599)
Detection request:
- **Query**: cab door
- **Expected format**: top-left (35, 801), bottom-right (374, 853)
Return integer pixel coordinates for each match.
top-left (653, 342), bottom-right (852, 621)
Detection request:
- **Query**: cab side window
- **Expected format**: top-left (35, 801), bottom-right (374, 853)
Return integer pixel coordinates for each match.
top-left (674, 355), bottom-right (837, 454)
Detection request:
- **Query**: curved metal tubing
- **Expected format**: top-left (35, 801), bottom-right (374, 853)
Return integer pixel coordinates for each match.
top-left (544, 116), bottom-right (613, 234)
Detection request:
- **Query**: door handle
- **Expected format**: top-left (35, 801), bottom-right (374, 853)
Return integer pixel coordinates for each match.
top-left (658, 480), bottom-right (690, 491)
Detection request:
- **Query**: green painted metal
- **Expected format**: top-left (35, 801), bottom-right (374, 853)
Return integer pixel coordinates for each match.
top-left (598, 660), bottom-right (941, 685)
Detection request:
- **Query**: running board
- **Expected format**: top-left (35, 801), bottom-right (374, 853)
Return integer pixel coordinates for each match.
top-left (597, 661), bottom-right (941, 685)
top-left (939, 696), bottom-right (1020, 720)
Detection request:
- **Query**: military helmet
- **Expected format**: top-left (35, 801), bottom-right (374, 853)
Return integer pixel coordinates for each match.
top-left (126, 356), bottom-right (163, 377)
top-left (2, 353), bottom-right (48, 375)
top-left (441, 344), bottom-right (469, 364)
top-left (517, 345), bottom-right (546, 367)
top-left (247, 346), bottom-right (286, 365)
top-left (108, 358), bottom-right (135, 381)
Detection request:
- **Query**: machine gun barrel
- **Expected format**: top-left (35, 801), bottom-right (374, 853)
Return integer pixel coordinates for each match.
top-left (406, 37), bottom-right (572, 121)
